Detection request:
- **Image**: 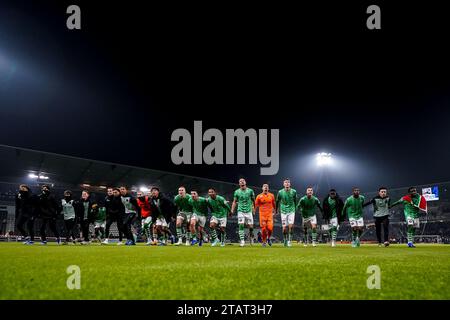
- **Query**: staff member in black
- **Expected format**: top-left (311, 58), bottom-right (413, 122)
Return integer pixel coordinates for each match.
top-left (104, 188), bottom-right (126, 245)
top-left (103, 187), bottom-right (123, 245)
top-left (15, 184), bottom-right (36, 245)
top-left (363, 187), bottom-right (391, 247)
top-left (35, 185), bottom-right (61, 245)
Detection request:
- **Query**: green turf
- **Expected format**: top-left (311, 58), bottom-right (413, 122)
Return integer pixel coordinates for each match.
top-left (0, 242), bottom-right (449, 300)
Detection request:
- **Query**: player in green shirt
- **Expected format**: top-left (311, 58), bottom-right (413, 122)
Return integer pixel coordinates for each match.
top-left (231, 178), bottom-right (256, 247)
top-left (390, 186), bottom-right (427, 248)
top-left (322, 189), bottom-right (344, 247)
top-left (276, 179), bottom-right (298, 247)
top-left (93, 205), bottom-right (106, 242)
top-left (342, 187), bottom-right (366, 247)
top-left (174, 186), bottom-right (193, 246)
top-left (207, 188), bottom-right (231, 247)
top-left (189, 191), bottom-right (209, 246)
top-left (298, 187), bottom-right (323, 247)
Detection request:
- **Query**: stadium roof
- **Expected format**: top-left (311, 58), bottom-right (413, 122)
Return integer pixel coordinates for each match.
top-left (0, 144), bottom-right (238, 195)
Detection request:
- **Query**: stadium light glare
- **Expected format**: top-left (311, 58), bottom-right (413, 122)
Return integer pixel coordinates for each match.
top-left (316, 152), bottom-right (332, 167)
top-left (28, 173), bottom-right (39, 179)
top-left (139, 186), bottom-right (150, 192)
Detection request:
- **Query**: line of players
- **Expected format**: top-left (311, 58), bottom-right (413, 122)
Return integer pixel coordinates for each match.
top-left (14, 178), bottom-right (426, 248)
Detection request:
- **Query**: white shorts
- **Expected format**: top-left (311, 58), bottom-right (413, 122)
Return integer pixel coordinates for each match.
top-left (349, 217), bottom-right (364, 227)
top-left (329, 217), bottom-right (338, 227)
top-left (237, 212), bottom-right (253, 225)
top-left (303, 215), bottom-right (317, 227)
top-left (94, 221), bottom-right (105, 228)
top-left (210, 216), bottom-right (227, 227)
top-left (191, 214), bottom-right (206, 228)
top-left (281, 213), bottom-right (295, 227)
top-left (406, 217), bottom-right (420, 228)
top-left (141, 216), bottom-right (152, 227)
top-left (155, 217), bottom-right (168, 227)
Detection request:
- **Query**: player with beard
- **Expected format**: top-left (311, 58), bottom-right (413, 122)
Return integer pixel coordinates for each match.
top-left (322, 189), bottom-right (344, 247)
top-left (342, 187), bottom-right (366, 248)
top-left (15, 184), bottom-right (36, 244)
top-left (150, 187), bottom-right (175, 245)
top-left (119, 186), bottom-right (140, 245)
top-left (102, 187), bottom-right (124, 245)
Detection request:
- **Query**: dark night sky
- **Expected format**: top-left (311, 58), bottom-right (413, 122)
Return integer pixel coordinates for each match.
top-left (1, 1), bottom-right (450, 193)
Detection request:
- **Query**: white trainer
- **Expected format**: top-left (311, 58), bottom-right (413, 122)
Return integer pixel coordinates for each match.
top-left (239, 240), bottom-right (245, 247)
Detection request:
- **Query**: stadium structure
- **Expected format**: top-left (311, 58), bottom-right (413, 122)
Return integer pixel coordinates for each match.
top-left (0, 144), bottom-right (449, 244)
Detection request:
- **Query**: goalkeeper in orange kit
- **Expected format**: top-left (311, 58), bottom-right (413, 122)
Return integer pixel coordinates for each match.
top-left (255, 183), bottom-right (276, 247)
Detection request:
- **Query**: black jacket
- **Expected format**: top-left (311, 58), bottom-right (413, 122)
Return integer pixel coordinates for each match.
top-left (76, 197), bottom-right (97, 222)
top-left (322, 194), bottom-right (345, 224)
top-left (36, 192), bottom-right (59, 218)
top-left (150, 193), bottom-right (176, 222)
top-left (107, 195), bottom-right (125, 217)
top-left (15, 191), bottom-right (36, 218)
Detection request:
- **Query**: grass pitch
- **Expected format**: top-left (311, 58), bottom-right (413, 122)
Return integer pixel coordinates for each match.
top-left (0, 242), bottom-right (449, 300)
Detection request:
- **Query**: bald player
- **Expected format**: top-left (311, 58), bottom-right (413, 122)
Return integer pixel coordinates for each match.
top-left (255, 183), bottom-right (276, 247)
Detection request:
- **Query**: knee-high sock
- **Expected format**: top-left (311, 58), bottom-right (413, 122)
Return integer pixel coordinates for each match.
top-left (238, 224), bottom-right (245, 241)
top-left (176, 226), bottom-right (183, 240)
top-left (351, 229), bottom-right (357, 242)
top-left (331, 226), bottom-right (337, 242)
top-left (186, 231), bottom-right (191, 242)
top-left (303, 226), bottom-right (308, 243)
top-left (288, 227), bottom-right (293, 241)
top-left (249, 227), bottom-right (254, 240)
top-left (210, 228), bottom-right (218, 241)
top-left (221, 230), bottom-right (226, 243)
top-left (261, 226), bottom-right (267, 242)
top-left (312, 229), bottom-right (317, 242)
top-left (407, 225), bottom-right (415, 243)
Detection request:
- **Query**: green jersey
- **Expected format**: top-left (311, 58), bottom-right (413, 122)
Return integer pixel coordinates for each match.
top-left (343, 195), bottom-right (365, 219)
top-left (174, 194), bottom-right (193, 213)
top-left (95, 207), bottom-right (106, 223)
top-left (392, 195), bottom-right (421, 219)
top-left (327, 197), bottom-right (337, 218)
top-left (207, 195), bottom-right (230, 218)
top-left (233, 188), bottom-right (255, 213)
top-left (276, 188), bottom-right (298, 214)
top-left (298, 195), bottom-right (321, 218)
top-left (189, 196), bottom-right (209, 216)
